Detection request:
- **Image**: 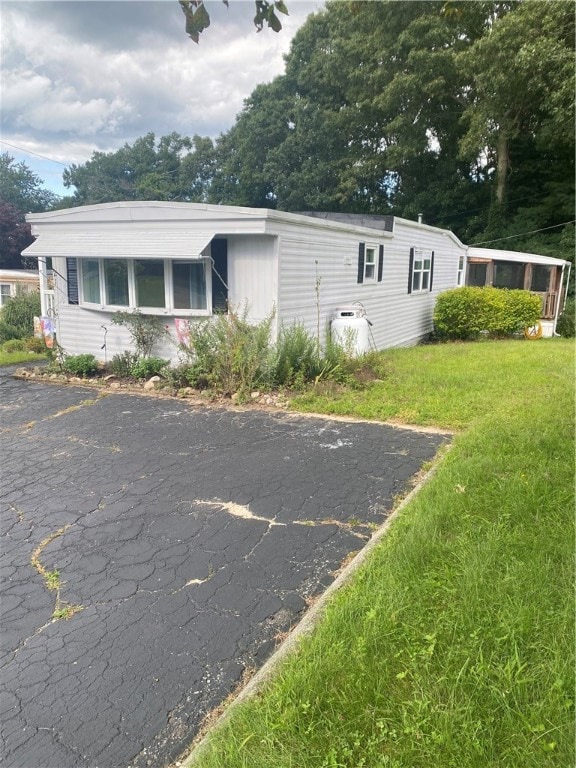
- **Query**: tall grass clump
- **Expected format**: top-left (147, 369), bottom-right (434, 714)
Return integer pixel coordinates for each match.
top-left (272, 323), bottom-right (319, 388)
top-left (179, 305), bottom-right (276, 396)
top-left (177, 308), bottom-right (364, 396)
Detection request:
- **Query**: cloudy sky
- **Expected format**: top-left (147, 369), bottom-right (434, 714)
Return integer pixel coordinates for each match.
top-left (1, 0), bottom-right (323, 196)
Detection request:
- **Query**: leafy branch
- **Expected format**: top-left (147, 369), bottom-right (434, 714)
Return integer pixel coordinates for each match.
top-left (179, 0), bottom-right (288, 44)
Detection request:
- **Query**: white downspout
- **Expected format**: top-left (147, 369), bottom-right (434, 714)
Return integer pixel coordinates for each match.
top-left (38, 256), bottom-right (48, 317)
top-left (553, 262), bottom-right (570, 336)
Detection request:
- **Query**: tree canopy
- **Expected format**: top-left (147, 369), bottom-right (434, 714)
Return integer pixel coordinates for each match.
top-left (61, 1), bottom-right (574, 266)
top-left (62, 133), bottom-right (215, 205)
top-left (0, 153), bottom-right (58, 269)
top-left (0, 152), bottom-right (58, 213)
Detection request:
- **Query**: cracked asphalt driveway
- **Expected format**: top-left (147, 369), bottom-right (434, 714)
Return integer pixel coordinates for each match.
top-left (1, 368), bottom-right (449, 768)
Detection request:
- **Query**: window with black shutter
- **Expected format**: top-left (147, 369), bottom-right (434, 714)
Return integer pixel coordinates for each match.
top-left (408, 248), bottom-right (434, 293)
top-left (211, 238), bottom-right (228, 312)
top-left (357, 243), bottom-right (365, 284)
top-left (66, 258), bottom-right (79, 305)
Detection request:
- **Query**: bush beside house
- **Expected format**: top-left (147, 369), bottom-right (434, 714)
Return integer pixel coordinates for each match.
top-left (434, 286), bottom-right (542, 340)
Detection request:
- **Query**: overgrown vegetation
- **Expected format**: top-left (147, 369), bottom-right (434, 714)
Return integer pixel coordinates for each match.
top-left (178, 306), bottom-right (275, 395)
top-left (186, 339), bottom-right (574, 768)
top-left (173, 307), bottom-right (381, 398)
top-left (433, 286), bottom-right (542, 341)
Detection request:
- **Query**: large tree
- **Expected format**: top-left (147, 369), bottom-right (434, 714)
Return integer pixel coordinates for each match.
top-left (458, 1), bottom-right (575, 228)
top-left (0, 152), bottom-right (58, 213)
top-left (0, 201), bottom-right (34, 270)
top-left (211, 0), bottom-right (574, 253)
top-left (0, 153), bottom-right (57, 269)
top-left (63, 133), bottom-right (215, 205)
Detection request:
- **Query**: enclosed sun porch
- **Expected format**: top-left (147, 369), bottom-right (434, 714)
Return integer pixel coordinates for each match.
top-left (466, 247), bottom-right (571, 336)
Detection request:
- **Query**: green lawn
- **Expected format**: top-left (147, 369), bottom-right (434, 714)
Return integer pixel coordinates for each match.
top-left (0, 350), bottom-right (46, 366)
top-left (186, 338), bottom-right (575, 768)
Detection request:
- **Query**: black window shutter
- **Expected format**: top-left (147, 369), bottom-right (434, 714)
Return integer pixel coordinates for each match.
top-left (407, 247), bottom-right (414, 294)
top-left (377, 245), bottom-right (384, 282)
top-left (429, 251), bottom-right (435, 291)
top-left (357, 243), bottom-right (365, 284)
top-left (66, 258), bottom-right (79, 305)
top-left (211, 238), bottom-right (228, 312)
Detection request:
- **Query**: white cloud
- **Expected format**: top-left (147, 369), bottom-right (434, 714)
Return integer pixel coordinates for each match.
top-left (0, 0), bottom-right (323, 193)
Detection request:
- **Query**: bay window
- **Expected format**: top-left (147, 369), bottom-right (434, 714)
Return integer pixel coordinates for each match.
top-left (173, 262), bottom-right (207, 310)
top-left (104, 260), bottom-right (129, 307)
top-left (82, 259), bottom-right (100, 304)
top-left (135, 260), bottom-right (166, 308)
top-left (77, 258), bottom-right (210, 314)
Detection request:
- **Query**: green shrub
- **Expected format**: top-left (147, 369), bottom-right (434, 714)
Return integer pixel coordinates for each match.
top-left (433, 287), bottom-right (488, 340)
top-left (2, 338), bottom-right (27, 353)
top-left (162, 364), bottom-right (198, 389)
top-left (130, 356), bottom-right (168, 379)
top-left (63, 354), bottom-right (100, 377)
top-left (434, 286), bottom-right (541, 340)
top-left (0, 321), bottom-right (22, 344)
top-left (556, 298), bottom-right (575, 338)
top-left (181, 305), bottom-right (275, 395)
top-left (24, 336), bottom-right (47, 353)
top-left (0, 290), bottom-right (41, 339)
top-left (491, 289), bottom-right (542, 336)
top-left (111, 310), bottom-right (167, 357)
top-left (109, 351), bottom-right (139, 378)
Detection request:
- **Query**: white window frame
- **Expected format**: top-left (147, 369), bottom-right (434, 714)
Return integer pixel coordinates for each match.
top-left (78, 258), bottom-right (212, 316)
top-left (0, 283), bottom-right (13, 307)
top-left (457, 254), bottom-right (465, 286)
top-left (411, 249), bottom-right (433, 293)
top-left (363, 244), bottom-right (378, 282)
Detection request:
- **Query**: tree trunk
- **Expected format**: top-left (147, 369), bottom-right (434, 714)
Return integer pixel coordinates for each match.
top-left (496, 132), bottom-right (509, 205)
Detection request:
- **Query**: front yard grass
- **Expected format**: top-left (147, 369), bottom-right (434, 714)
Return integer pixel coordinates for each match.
top-left (0, 350), bottom-right (46, 366)
top-left (187, 338), bottom-right (574, 768)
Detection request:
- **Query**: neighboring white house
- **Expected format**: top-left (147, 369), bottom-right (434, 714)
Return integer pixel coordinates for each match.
top-left (22, 201), bottom-right (569, 360)
top-left (0, 269), bottom-right (40, 307)
top-left (22, 202), bottom-right (468, 361)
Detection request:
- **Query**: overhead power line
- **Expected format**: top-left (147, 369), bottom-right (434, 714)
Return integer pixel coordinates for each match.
top-left (470, 221), bottom-right (575, 246)
top-left (0, 140), bottom-right (69, 167)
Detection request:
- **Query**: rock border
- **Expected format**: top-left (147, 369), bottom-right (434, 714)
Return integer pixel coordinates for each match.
top-left (12, 366), bottom-right (291, 410)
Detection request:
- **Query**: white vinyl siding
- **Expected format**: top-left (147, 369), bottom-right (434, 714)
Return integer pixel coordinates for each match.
top-left (32, 204), bottom-right (469, 362)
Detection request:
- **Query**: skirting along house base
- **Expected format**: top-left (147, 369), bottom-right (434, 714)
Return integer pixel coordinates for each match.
top-left (22, 203), bottom-right (570, 360)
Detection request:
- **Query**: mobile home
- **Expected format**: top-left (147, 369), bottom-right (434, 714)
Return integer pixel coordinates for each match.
top-left (23, 202), bottom-right (469, 361)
